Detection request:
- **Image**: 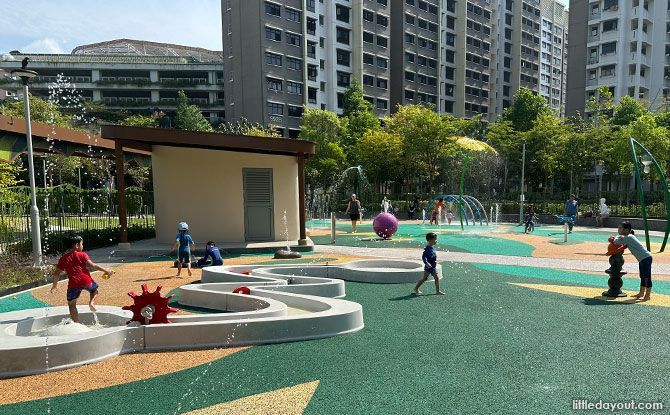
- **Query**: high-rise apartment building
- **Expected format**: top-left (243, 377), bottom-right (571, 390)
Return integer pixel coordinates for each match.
top-left (223, 0), bottom-right (568, 134)
top-left (495, 0), bottom-right (568, 116)
top-left (567, 0), bottom-right (666, 116)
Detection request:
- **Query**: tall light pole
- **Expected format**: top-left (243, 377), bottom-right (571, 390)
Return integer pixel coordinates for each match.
top-left (12, 63), bottom-right (42, 266)
top-left (519, 141), bottom-right (526, 224)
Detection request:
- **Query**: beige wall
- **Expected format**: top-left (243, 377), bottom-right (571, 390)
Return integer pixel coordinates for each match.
top-left (152, 146), bottom-right (299, 244)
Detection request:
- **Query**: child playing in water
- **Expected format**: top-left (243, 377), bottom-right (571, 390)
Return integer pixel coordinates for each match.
top-left (447, 210), bottom-right (454, 225)
top-left (413, 232), bottom-right (445, 295)
top-left (170, 222), bottom-right (195, 277)
top-left (430, 198), bottom-right (445, 225)
top-left (612, 221), bottom-right (653, 301)
top-left (50, 234), bottom-right (114, 323)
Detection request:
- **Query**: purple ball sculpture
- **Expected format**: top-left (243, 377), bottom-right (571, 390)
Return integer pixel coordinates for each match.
top-left (372, 212), bottom-right (399, 239)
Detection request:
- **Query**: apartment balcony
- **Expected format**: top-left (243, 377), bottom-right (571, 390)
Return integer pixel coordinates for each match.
top-left (598, 53), bottom-right (617, 65)
top-left (588, 56), bottom-right (600, 65)
top-left (601, 5), bottom-right (621, 18)
top-left (589, 11), bottom-right (601, 20)
top-left (588, 34), bottom-right (601, 44)
top-left (587, 78), bottom-right (599, 86)
top-left (630, 52), bottom-right (649, 66)
top-left (631, 29), bottom-right (648, 43)
top-left (632, 6), bottom-right (651, 21)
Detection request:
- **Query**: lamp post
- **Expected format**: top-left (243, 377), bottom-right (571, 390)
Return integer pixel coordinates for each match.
top-left (519, 141), bottom-right (526, 224)
top-left (11, 66), bottom-right (42, 266)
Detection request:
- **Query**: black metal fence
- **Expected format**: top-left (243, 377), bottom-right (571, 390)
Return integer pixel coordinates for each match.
top-left (0, 186), bottom-right (155, 255)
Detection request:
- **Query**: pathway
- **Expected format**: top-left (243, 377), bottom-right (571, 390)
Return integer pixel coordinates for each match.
top-left (315, 244), bottom-right (670, 274)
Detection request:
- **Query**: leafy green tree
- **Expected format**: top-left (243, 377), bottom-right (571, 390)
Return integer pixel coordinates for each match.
top-left (1, 94), bottom-right (71, 127)
top-left (46, 154), bottom-right (81, 185)
top-left (523, 114), bottom-right (569, 188)
top-left (611, 96), bottom-right (647, 127)
top-left (501, 88), bottom-right (551, 132)
top-left (217, 117), bottom-right (280, 137)
top-left (175, 90), bottom-right (213, 132)
top-left (299, 108), bottom-right (347, 190)
top-left (120, 114), bottom-right (160, 128)
top-left (384, 105), bottom-right (457, 191)
top-left (83, 101), bottom-right (129, 125)
top-left (0, 160), bottom-right (22, 202)
top-left (341, 80), bottom-right (380, 159)
top-left (355, 130), bottom-right (403, 188)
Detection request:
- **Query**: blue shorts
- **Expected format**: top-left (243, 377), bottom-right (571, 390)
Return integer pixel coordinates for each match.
top-left (66, 281), bottom-right (99, 302)
top-left (178, 250), bottom-right (191, 264)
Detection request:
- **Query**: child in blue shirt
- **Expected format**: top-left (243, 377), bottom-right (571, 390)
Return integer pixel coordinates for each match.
top-left (169, 222), bottom-right (195, 277)
top-left (198, 241), bottom-right (224, 267)
top-left (413, 232), bottom-right (445, 295)
top-left (612, 221), bottom-right (653, 301)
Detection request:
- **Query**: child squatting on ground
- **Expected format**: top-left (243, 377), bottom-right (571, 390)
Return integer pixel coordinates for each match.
top-left (613, 221), bottom-right (653, 301)
top-left (50, 234), bottom-right (114, 323)
top-left (414, 232), bottom-right (445, 295)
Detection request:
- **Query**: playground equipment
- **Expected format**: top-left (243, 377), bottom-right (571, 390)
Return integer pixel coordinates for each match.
top-left (603, 236), bottom-right (627, 297)
top-left (431, 194), bottom-right (489, 226)
top-left (629, 138), bottom-right (670, 252)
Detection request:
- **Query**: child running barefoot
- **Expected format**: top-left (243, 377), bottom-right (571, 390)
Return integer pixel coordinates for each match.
top-left (414, 232), bottom-right (445, 295)
top-left (612, 221), bottom-right (653, 301)
top-left (50, 235), bottom-right (113, 323)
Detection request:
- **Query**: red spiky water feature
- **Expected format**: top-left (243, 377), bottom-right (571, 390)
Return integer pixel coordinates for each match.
top-left (122, 284), bottom-right (178, 325)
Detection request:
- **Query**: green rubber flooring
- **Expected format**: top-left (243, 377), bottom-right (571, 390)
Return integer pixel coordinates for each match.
top-left (3, 262), bottom-right (670, 414)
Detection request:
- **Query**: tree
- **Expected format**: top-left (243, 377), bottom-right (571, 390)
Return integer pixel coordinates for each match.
top-left (1, 93), bottom-right (71, 127)
top-left (611, 96), bottom-right (647, 127)
top-left (217, 117), bottom-right (281, 137)
top-left (0, 160), bottom-right (22, 202)
top-left (126, 164), bottom-right (152, 189)
top-left (384, 105), bottom-right (458, 191)
top-left (299, 108), bottom-right (347, 190)
top-left (175, 90), bottom-right (213, 132)
top-left (523, 114), bottom-right (570, 188)
top-left (45, 154), bottom-right (81, 186)
top-left (355, 130), bottom-right (403, 190)
top-left (121, 114), bottom-right (160, 128)
top-left (341, 80), bottom-right (380, 159)
top-left (501, 88), bottom-right (551, 132)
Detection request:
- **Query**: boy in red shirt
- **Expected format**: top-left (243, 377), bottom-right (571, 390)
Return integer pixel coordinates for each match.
top-left (50, 235), bottom-right (114, 323)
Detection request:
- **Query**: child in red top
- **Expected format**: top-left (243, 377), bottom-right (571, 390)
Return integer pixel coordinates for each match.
top-left (51, 235), bottom-right (114, 323)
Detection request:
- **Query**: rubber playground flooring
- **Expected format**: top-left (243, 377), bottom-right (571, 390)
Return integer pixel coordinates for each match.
top-left (309, 221), bottom-right (670, 262)
top-left (2, 261), bottom-right (670, 414)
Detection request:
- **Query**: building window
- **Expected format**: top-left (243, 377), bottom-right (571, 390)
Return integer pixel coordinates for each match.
top-left (267, 77), bottom-right (282, 91)
top-left (288, 129), bottom-right (301, 139)
top-left (363, 31), bottom-right (374, 43)
top-left (307, 64), bottom-right (317, 80)
top-left (287, 105), bottom-right (303, 118)
top-left (601, 42), bottom-right (616, 55)
top-left (307, 0), bottom-right (315, 12)
top-left (377, 14), bottom-right (388, 27)
top-left (265, 2), bottom-right (281, 17)
top-left (265, 27), bottom-right (281, 41)
top-left (376, 99), bottom-right (388, 110)
top-left (406, 14), bottom-right (415, 25)
top-left (405, 89), bottom-right (415, 100)
top-left (363, 53), bottom-right (374, 65)
top-left (286, 32), bottom-right (301, 47)
top-left (378, 0), bottom-right (388, 5)
top-left (337, 27), bottom-right (350, 45)
top-left (405, 71), bottom-right (415, 81)
top-left (444, 50), bottom-right (454, 63)
top-left (336, 5), bottom-right (350, 22)
top-left (363, 9), bottom-right (374, 22)
top-left (308, 87), bottom-right (317, 104)
top-left (337, 71), bottom-right (351, 87)
top-left (377, 35), bottom-right (388, 48)
top-left (405, 52), bottom-right (415, 62)
top-left (287, 81), bottom-right (302, 95)
top-left (307, 41), bottom-right (316, 58)
top-left (286, 8), bottom-right (301, 22)
top-left (405, 33), bottom-right (415, 44)
top-left (287, 57), bottom-right (302, 70)
top-left (307, 18), bottom-right (316, 35)
top-left (267, 102), bottom-right (283, 115)
top-left (337, 93), bottom-right (345, 108)
top-left (363, 75), bottom-right (374, 86)
top-left (336, 49), bottom-right (351, 66)
top-left (602, 19), bottom-right (617, 32)
top-left (376, 57), bottom-right (388, 68)
top-left (265, 52), bottom-right (282, 66)
top-left (377, 78), bottom-right (388, 89)
top-left (601, 64), bottom-right (615, 77)
top-left (445, 67), bottom-right (454, 79)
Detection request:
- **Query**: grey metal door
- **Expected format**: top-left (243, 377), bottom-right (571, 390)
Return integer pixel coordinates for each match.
top-left (243, 168), bottom-right (274, 241)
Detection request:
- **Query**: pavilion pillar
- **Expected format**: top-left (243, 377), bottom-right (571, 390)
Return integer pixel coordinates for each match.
top-left (115, 140), bottom-right (129, 246)
top-left (298, 153), bottom-right (307, 245)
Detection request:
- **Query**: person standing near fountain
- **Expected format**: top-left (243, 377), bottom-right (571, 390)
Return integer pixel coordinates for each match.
top-left (564, 194), bottom-right (578, 233)
top-left (345, 194), bottom-right (362, 233)
top-left (170, 222), bottom-right (195, 277)
top-left (413, 232), bottom-right (445, 295)
top-left (612, 221), bottom-right (653, 301)
top-left (408, 196), bottom-right (420, 220)
top-left (430, 198), bottom-right (445, 225)
top-left (596, 198), bottom-right (609, 227)
top-left (50, 235), bottom-right (114, 323)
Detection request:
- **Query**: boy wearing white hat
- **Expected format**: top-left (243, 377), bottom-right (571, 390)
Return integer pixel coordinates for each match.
top-left (169, 222), bottom-right (195, 277)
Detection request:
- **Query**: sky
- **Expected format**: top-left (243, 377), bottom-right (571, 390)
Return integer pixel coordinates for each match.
top-left (0, 0), bottom-right (223, 54)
